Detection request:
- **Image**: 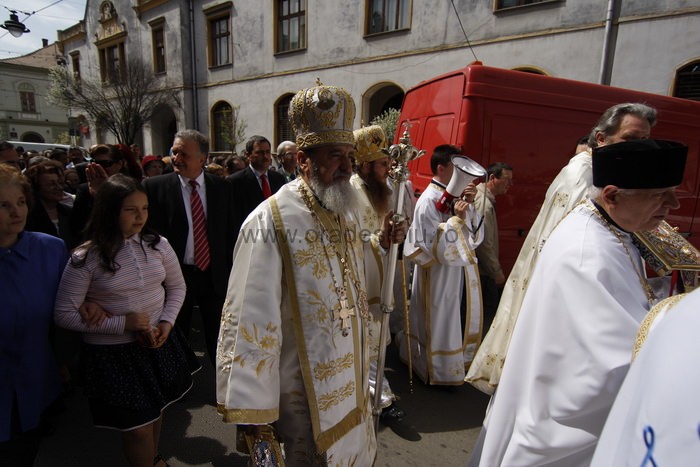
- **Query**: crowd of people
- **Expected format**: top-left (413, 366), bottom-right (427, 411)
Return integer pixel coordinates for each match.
top-left (1, 89), bottom-right (696, 466)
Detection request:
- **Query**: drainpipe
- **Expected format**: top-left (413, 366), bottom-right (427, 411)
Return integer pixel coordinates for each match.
top-left (189, 0), bottom-right (200, 129)
top-left (599, 0), bottom-right (618, 85)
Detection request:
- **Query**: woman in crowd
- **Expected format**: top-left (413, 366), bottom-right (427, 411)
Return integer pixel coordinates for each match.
top-left (25, 160), bottom-right (77, 250)
top-left (54, 174), bottom-right (198, 467)
top-left (141, 155), bottom-right (165, 178)
top-left (0, 164), bottom-right (67, 466)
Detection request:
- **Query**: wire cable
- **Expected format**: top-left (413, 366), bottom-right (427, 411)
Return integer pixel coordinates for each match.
top-left (450, 0), bottom-right (479, 62)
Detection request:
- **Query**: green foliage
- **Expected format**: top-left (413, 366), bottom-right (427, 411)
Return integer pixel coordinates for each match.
top-left (219, 105), bottom-right (247, 153)
top-left (54, 132), bottom-right (71, 145)
top-left (370, 108), bottom-right (400, 142)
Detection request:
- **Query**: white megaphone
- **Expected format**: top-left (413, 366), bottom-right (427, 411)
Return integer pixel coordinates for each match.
top-left (435, 155), bottom-right (486, 213)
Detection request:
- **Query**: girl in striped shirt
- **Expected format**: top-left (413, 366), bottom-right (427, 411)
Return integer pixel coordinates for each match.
top-left (54, 174), bottom-right (198, 467)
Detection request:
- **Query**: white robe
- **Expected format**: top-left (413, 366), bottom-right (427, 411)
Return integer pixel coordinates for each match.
top-left (592, 289), bottom-right (700, 466)
top-left (349, 173), bottom-right (395, 409)
top-left (471, 201), bottom-right (657, 466)
top-left (395, 180), bottom-right (484, 385)
top-left (216, 179), bottom-right (377, 466)
top-left (466, 151), bottom-right (592, 394)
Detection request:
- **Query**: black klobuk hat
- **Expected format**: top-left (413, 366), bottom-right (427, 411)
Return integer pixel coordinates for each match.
top-left (592, 139), bottom-right (687, 189)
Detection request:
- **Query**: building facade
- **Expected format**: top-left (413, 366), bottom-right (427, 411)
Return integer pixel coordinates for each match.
top-left (57, 0), bottom-right (700, 155)
top-left (0, 42), bottom-right (70, 144)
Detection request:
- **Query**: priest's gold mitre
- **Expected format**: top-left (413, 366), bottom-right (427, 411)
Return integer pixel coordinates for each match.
top-left (353, 125), bottom-right (389, 164)
top-left (289, 85), bottom-right (356, 150)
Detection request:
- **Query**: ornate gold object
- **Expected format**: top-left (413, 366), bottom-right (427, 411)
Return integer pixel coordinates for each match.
top-left (634, 221), bottom-right (700, 274)
top-left (237, 425), bottom-right (286, 467)
top-left (289, 85), bottom-right (355, 150)
top-left (634, 220), bottom-right (700, 292)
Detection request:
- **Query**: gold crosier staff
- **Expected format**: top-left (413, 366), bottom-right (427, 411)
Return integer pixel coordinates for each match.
top-left (399, 247), bottom-right (412, 393)
top-left (373, 122), bottom-right (424, 432)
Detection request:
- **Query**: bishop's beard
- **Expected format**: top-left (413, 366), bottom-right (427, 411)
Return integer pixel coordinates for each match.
top-left (364, 172), bottom-right (392, 215)
top-left (308, 167), bottom-right (359, 214)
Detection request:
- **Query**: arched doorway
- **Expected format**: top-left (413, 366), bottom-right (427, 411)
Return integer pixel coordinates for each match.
top-left (150, 104), bottom-right (177, 156)
top-left (362, 82), bottom-right (404, 141)
top-left (274, 93), bottom-right (295, 148)
top-left (20, 132), bottom-right (44, 143)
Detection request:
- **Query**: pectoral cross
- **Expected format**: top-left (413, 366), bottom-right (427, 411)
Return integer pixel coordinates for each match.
top-left (334, 298), bottom-right (355, 336)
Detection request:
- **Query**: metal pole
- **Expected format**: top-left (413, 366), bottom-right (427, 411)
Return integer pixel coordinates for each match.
top-left (373, 124), bottom-right (424, 432)
top-left (599, 0), bottom-right (618, 85)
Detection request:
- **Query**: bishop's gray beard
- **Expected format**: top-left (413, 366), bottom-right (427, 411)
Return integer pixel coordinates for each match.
top-left (308, 171), bottom-right (359, 214)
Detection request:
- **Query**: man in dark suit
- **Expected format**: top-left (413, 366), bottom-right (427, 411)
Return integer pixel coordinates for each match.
top-left (227, 135), bottom-right (286, 242)
top-left (143, 129), bottom-right (235, 366)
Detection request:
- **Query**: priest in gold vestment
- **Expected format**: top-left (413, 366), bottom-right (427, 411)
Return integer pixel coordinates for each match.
top-left (216, 85), bottom-right (404, 465)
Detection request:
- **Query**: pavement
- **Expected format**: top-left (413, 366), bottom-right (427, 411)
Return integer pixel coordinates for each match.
top-left (35, 323), bottom-right (489, 466)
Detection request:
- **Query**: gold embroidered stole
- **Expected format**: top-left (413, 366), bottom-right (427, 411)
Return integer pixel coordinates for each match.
top-left (268, 191), bottom-right (370, 454)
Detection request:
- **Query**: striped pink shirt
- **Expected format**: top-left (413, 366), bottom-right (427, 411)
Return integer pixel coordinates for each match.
top-left (54, 235), bottom-right (186, 345)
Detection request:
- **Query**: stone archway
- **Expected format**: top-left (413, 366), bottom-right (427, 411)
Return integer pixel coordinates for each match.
top-left (20, 131), bottom-right (44, 143)
top-left (150, 104), bottom-right (177, 156)
top-left (363, 82), bottom-right (404, 126)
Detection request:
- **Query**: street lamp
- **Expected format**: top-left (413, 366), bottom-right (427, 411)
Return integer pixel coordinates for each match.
top-left (1, 11), bottom-right (29, 38)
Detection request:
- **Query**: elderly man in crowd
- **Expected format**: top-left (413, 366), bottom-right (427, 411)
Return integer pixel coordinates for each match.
top-left (469, 139), bottom-right (687, 466)
top-left (473, 162), bottom-right (513, 330)
top-left (143, 130), bottom-right (235, 365)
top-left (217, 84), bottom-right (405, 464)
top-left (276, 140), bottom-right (298, 182)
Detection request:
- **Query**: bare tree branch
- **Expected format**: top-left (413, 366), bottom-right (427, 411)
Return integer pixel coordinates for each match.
top-left (48, 57), bottom-right (181, 145)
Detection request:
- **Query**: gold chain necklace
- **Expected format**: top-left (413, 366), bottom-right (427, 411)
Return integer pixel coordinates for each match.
top-left (298, 181), bottom-right (369, 336)
top-left (584, 201), bottom-right (656, 306)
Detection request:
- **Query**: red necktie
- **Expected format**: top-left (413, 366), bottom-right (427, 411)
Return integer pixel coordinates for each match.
top-left (189, 180), bottom-right (211, 271)
top-left (260, 173), bottom-right (272, 199)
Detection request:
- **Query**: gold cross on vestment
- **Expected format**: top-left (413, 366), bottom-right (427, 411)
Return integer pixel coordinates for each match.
top-left (334, 298), bottom-right (355, 336)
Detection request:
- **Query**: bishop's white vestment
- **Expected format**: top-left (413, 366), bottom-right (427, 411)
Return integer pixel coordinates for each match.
top-left (395, 180), bottom-right (484, 385)
top-left (470, 200), bottom-right (658, 466)
top-left (216, 179), bottom-right (377, 466)
top-left (466, 151), bottom-right (592, 394)
top-left (592, 289), bottom-right (700, 466)
top-left (350, 173), bottom-right (395, 409)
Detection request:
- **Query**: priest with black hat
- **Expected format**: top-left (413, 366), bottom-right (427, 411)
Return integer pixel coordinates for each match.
top-left (469, 139), bottom-right (688, 467)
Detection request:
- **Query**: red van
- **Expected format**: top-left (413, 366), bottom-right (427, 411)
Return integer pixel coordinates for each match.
top-left (397, 62), bottom-right (700, 274)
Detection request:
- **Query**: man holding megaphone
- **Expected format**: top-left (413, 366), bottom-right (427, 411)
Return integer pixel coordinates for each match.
top-left (395, 144), bottom-right (485, 386)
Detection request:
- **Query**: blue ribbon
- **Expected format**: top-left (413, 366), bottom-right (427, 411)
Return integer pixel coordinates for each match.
top-left (640, 425), bottom-right (657, 467)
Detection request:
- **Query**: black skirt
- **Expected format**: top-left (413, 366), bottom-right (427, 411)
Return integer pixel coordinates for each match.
top-left (81, 327), bottom-right (201, 431)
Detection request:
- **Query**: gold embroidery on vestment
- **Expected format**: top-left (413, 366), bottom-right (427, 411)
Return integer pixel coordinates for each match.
top-left (294, 237), bottom-right (330, 279)
top-left (313, 353), bottom-right (354, 381)
top-left (234, 322), bottom-right (280, 376)
top-left (318, 381), bottom-right (355, 412)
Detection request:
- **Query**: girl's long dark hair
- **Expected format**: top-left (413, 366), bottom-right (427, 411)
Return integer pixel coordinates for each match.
top-left (73, 173), bottom-right (159, 272)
